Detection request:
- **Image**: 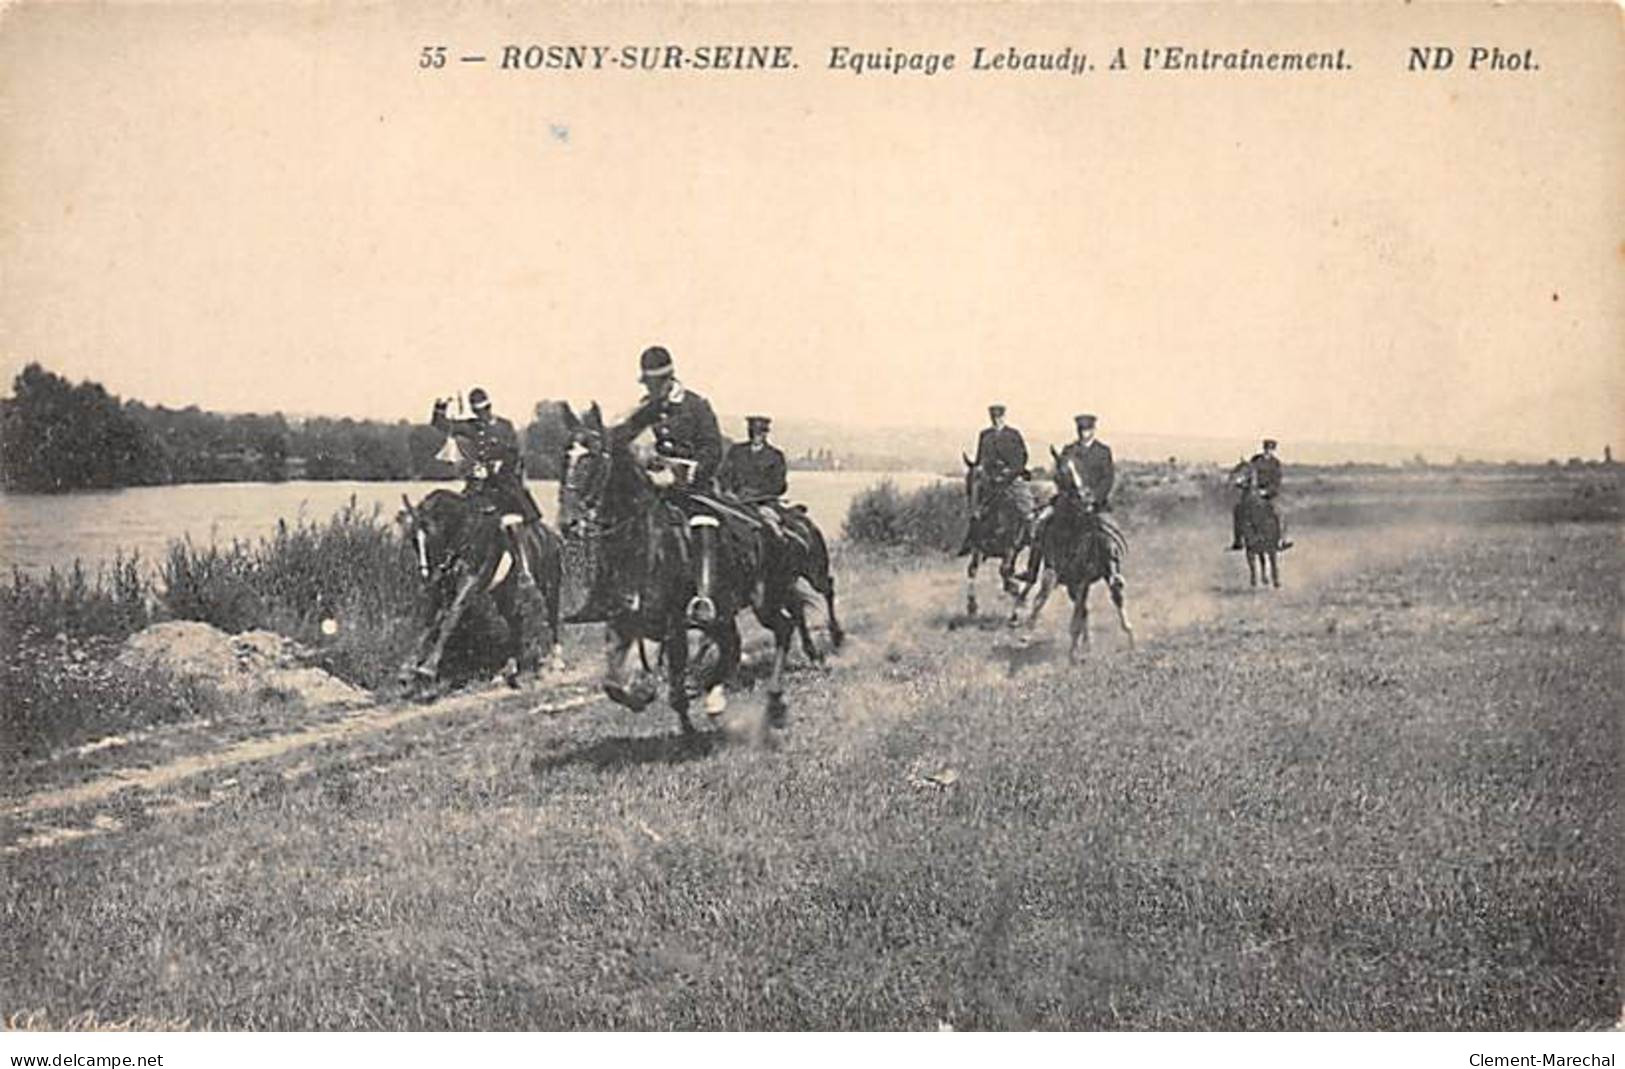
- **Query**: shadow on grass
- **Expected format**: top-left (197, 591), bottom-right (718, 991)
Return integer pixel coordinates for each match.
top-left (988, 634), bottom-right (1058, 677)
top-left (529, 729), bottom-right (728, 776)
top-left (942, 611), bottom-right (1024, 633)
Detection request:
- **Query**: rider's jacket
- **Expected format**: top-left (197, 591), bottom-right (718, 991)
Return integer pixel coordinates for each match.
top-left (974, 424), bottom-right (1029, 482)
top-left (430, 401), bottom-right (539, 522)
top-left (1248, 452), bottom-right (1283, 497)
top-left (431, 402), bottom-right (522, 473)
top-left (625, 381), bottom-right (724, 490)
top-left (718, 441), bottom-right (788, 501)
top-left (1057, 438), bottom-right (1116, 509)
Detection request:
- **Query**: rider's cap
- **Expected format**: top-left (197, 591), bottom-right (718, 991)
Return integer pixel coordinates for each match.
top-left (469, 387), bottom-right (491, 409)
top-left (639, 346), bottom-right (675, 379)
top-left (1074, 413), bottom-right (1098, 429)
top-left (746, 415), bottom-right (771, 431)
top-left (1262, 438), bottom-right (1278, 449)
top-left (988, 403), bottom-right (1006, 417)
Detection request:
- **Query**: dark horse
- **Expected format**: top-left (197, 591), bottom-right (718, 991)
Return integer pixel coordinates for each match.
top-left (1024, 446), bottom-right (1134, 662)
top-left (1231, 461), bottom-right (1282, 589)
top-left (557, 402), bottom-right (803, 733)
top-left (959, 453), bottom-right (1033, 623)
top-left (738, 496), bottom-right (845, 663)
top-left (398, 488), bottom-right (565, 689)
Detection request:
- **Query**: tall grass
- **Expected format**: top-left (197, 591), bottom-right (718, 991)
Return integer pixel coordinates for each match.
top-left (155, 499), bottom-right (424, 688)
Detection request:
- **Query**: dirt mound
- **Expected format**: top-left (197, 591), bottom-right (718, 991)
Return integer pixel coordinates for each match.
top-left (116, 621), bottom-right (372, 710)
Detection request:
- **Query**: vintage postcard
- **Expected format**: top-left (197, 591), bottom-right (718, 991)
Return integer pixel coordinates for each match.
top-left (0, 0), bottom-right (1620, 1050)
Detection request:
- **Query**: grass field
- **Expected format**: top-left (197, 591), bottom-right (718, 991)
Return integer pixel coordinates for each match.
top-left (1, 475), bottom-right (1619, 1030)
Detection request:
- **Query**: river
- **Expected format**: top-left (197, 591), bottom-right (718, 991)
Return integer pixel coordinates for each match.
top-left (0, 471), bottom-right (949, 576)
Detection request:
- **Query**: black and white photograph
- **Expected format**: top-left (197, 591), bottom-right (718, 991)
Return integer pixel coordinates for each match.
top-left (0, 0), bottom-right (1620, 1049)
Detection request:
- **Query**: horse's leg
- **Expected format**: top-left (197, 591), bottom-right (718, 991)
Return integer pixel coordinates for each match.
top-left (1247, 550), bottom-right (1259, 588)
top-left (1026, 567), bottom-right (1057, 631)
top-left (703, 619), bottom-right (741, 716)
top-left (994, 549), bottom-right (1020, 623)
top-left (765, 612), bottom-right (793, 728)
top-left (966, 551), bottom-right (981, 618)
top-left (533, 531), bottom-right (566, 672)
top-left (664, 619), bottom-right (696, 735)
top-left (1109, 574), bottom-right (1135, 648)
top-left (601, 622), bottom-right (650, 710)
top-left (418, 568), bottom-right (483, 680)
top-left (823, 575), bottom-right (845, 652)
top-left (494, 581), bottom-right (523, 688)
top-left (794, 595), bottom-right (824, 665)
top-left (1069, 584), bottom-right (1091, 664)
top-left (1270, 551), bottom-right (1280, 589)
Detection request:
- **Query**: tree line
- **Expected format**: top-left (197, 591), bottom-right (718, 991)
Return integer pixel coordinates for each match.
top-left (0, 363), bottom-right (575, 492)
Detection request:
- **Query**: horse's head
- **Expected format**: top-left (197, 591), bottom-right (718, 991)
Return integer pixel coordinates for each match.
top-left (400, 489), bottom-right (466, 581)
top-left (962, 451), bottom-right (982, 508)
top-left (1231, 459), bottom-right (1258, 493)
top-left (558, 402), bottom-right (614, 539)
top-left (1051, 446), bottom-right (1093, 511)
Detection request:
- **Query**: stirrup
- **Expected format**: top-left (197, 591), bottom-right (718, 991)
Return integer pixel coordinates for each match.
top-left (686, 595), bottom-right (717, 625)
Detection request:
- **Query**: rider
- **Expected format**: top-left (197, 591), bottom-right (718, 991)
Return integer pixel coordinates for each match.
top-left (957, 403), bottom-right (1034, 556)
top-left (1017, 413), bottom-right (1119, 586)
top-left (622, 345), bottom-right (766, 624)
top-left (1230, 437), bottom-right (1293, 551)
top-left (718, 415), bottom-right (796, 543)
top-left (431, 387), bottom-right (544, 584)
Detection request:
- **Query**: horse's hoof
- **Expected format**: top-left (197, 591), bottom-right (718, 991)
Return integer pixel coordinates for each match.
top-left (766, 692), bottom-right (788, 728)
top-left (604, 681), bottom-right (652, 712)
top-left (677, 710), bottom-right (697, 736)
top-left (704, 685), bottom-right (728, 717)
top-left (966, 602), bottom-right (979, 618)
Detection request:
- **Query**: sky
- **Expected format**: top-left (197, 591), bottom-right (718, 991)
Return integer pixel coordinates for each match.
top-left (1, 3), bottom-right (1620, 460)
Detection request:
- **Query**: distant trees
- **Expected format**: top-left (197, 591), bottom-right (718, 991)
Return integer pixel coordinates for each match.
top-left (0, 364), bottom-right (163, 491)
top-left (0, 362), bottom-right (578, 492)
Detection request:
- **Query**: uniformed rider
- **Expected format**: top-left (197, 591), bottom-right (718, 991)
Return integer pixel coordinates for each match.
top-left (958, 403), bottom-right (1035, 555)
top-left (431, 387), bottom-right (544, 584)
top-left (621, 346), bottom-right (763, 624)
top-left (718, 415), bottom-right (796, 542)
top-left (1017, 413), bottom-right (1120, 585)
top-left (1230, 437), bottom-right (1292, 551)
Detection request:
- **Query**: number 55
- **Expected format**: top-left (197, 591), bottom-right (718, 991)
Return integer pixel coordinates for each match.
top-left (419, 45), bottom-right (446, 68)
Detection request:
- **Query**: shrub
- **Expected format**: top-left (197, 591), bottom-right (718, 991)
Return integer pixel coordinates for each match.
top-left (843, 480), bottom-right (966, 553)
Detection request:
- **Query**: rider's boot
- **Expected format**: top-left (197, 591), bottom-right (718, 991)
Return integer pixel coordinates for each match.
top-left (686, 515), bottom-right (720, 624)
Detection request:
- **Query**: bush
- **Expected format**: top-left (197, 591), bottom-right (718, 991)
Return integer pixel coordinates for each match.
top-left (155, 499), bottom-right (425, 689)
top-left (842, 480), bottom-right (967, 553)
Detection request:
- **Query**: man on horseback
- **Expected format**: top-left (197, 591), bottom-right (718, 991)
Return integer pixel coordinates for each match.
top-left (718, 414), bottom-right (797, 544)
top-left (431, 387), bottom-right (545, 585)
top-left (623, 346), bottom-right (769, 624)
top-left (958, 404), bottom-right (1034, 556)
top-left (1018, 413), bottom-right (1120, 587)
top-left (1230, 437), bottom-right (1293, 552)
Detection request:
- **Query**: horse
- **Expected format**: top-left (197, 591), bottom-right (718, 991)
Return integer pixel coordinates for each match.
top-left (959, 453), bottom-right (1034, 623)
top-left (736, 494), bottom-right (845, 662)
top-left (557, 402), bottom-right (803, 733)
top-left (1024, 446), bottom-right (1134, 662)
top-left (1231, 461), bottom-right (1282, 589)
top-left (398, 488), bottom-right (565, 690)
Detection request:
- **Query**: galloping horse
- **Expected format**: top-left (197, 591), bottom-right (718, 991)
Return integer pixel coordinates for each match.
top-left (399, 488), bottom-right (565, 689)
top-left (739, 496), bottom-right (845, 663)
top-left (1231, 461), bottom-right (1282, 589)
top-left (557, 403), bottom-right (802, 733)
top-left (1025, 446), bottom-right (1134, 662)
top-left (960, 453), bottom-right (1033, 622)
